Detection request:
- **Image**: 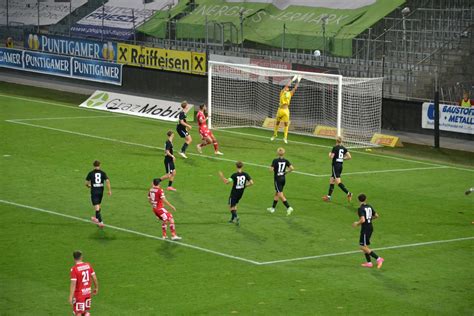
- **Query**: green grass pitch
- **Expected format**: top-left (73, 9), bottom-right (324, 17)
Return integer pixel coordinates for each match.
top-left (0, 82), bottom-right (473, 315)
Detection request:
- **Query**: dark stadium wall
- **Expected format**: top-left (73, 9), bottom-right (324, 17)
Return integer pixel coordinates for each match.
top-left (1, 67), bottom-right (471, 141)
top-left (382, 98), bottom-right (473, 141)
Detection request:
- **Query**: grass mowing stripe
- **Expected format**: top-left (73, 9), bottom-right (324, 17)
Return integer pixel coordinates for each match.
top-left (2, 93), bottom-right (472, 171)
top-left (2, 199), bottom-right (472, 267)
top-left (6, 120), bottom-right (449, 178)
top-left (258, 236), bottom-right (474, 265)
top-left (0, 199), bottom-right (261, 265)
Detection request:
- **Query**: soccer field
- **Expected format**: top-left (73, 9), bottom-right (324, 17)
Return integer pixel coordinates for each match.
top-left (0, 83), bottom-right (473, 315)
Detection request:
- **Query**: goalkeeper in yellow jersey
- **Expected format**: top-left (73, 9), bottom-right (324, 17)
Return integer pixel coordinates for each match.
top-left (271, 75), bottom-right (301, 143)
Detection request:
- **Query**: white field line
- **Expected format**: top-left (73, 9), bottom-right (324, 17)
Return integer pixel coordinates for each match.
top-left (2, 199), bottom-right (472, 266)
top-left (9, 115), bottom-right (119, 121)
top-left (1, 92), bottom-right (472, 172)
top-left (258, 236), bottom-right (474, 265)
top-left (0, 199), bottom-right (260, 265)
top-left (5, 120), bottom-right (448, 178)
top-left (219, 129), bottom-right (472, 171)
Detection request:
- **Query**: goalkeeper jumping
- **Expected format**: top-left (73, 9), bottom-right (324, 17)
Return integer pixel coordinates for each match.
top-left (271, 75), bottom-right (301, 143)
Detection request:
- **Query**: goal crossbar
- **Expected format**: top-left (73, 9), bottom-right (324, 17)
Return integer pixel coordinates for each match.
top-left (208, 61), bottom-right (383, 147)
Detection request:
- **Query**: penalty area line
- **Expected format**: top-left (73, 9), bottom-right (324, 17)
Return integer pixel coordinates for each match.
top-left (258, 236), bottom-right (474, 265)
top-left (5, 120), bottom-right (451, 178)
top-left (0, 199), bottom-right (261, 265)
top-left (1, 199), bottom-right (472, 266)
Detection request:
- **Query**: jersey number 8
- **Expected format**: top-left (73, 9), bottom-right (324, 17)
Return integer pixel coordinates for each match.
top-left (94, 173), bottom-right (101, 184)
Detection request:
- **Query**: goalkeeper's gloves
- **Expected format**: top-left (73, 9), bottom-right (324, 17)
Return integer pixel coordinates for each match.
top-left (297, 75), bottom-right (302, 83)
top-left (291, 75), bottom-right (298, 82)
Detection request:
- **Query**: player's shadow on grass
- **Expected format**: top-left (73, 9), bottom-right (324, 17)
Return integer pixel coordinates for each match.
top-left (156, 241), bottom-right (179, 259)
top-left (234, 225), bottom-right (267, 244)
top-left (331, 201), bottom-right (358, 213)
top-left (89, 229), bottom-right (117, 242)
top-left (277, 216), bottom-right (313, 235)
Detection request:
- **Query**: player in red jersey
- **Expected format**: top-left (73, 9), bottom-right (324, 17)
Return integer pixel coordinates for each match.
top-left (148, 178), bottom-right (182, 240)
top-left (69, 251), bottom-right (98, 316)
top-left (196, 104), bottom-right (223, 155)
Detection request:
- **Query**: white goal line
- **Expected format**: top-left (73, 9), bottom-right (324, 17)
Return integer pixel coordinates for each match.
top-left (5, 119), bottom-right (450, 178)
top-left (1, 199), bottom-right (472, 266)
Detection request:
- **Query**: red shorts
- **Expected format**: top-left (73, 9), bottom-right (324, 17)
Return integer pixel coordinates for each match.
top-left (72, 296), bottom-right (91, 314)
top-left (199, 128), bottom-right (214, 139)
top-left (153, 208), bottom-right (173, 221)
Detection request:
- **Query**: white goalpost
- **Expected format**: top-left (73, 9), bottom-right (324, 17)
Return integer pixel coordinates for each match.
top-left (208, 61), bottom-right (383, 147)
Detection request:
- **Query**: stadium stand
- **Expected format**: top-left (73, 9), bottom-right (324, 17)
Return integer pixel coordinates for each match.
top-left (0, 0), bottom-right (472, 103)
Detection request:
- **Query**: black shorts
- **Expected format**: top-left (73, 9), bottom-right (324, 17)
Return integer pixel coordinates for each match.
top-left (176, 126), bottom-right (189, 138)
top-left (359, 228), bottom-right (373, 246)
top-left (331, 163), bottom-right (343, 178)
top-left (274, 177), bottom-right (286, 193)
top-left (164, 159), bottom-right (175, 174)
top-left (91, 193), bottom-right (103, 206)
top-left (228, 192), bottom-right (243, 207)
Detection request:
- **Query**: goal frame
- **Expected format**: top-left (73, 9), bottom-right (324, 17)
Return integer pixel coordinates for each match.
top-left (208, 61), bottom-right (344, 137)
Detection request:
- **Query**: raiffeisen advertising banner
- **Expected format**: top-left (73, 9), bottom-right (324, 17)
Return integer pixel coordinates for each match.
top-left (24, 33), bottom-right (117, 61)
top-left (80, 91), bottom-right (194, 121)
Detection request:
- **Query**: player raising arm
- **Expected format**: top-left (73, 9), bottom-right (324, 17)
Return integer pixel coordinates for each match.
top-left (69, 250), bottom-right (98, 316)
top-left (323, 137), bottom-right (353, 202)
top-left (196, 104), bottom-right (223, 155)
top-left (85, 160), bottom-right (111, 228)
top-left (267, 147), bottom-right (294, 216)
top-left (176, 101), bottom-right (193, 159)
top-left (219, 161), bottom-right (254, 225)
top-left (148, 178), bottom-right (182, 240)
top-left (271, 75), bottom-right (301, 144)
top-left (352, 194), bottom-right (384, 269)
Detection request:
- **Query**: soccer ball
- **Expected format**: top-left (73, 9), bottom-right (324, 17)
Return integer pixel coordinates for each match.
top-left (313, 50), bottom-right (321, 57)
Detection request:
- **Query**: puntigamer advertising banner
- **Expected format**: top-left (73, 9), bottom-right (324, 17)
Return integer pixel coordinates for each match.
top-left (117, 43), bottom-right (206, 75)
top-left (80, 91), bottom-right (195, 122)
top-left (0, 48), bottom-right (122, 85)
top-left (422, 102), bottom-right (473, 135)
top-left (24, 33), bottom-right (117, 61)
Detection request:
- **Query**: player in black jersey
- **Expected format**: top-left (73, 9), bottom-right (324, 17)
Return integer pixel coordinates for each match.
top-left (85, 160), bottom-right (111, 228)
top-left (352, 193), bottom-right (384, 269)
top-left (323, 137), bottom-right (353, 202)
top-left (160, 130), bottom-right (177, 191)
top-left (267, 147), bottom-right (294, 216)
top-left (176, 101), bottom-right (193, 159)
top-left (219, 161), bottom-right (254, 225)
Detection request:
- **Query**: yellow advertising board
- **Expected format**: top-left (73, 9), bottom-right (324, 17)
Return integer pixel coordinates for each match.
top-left (313, 125), bottom-right (341, 138)
top-left (117, 43), bottom-right (206, 75)
top-left (370, 133), bottom-right (403, 147)
top-left (262, 117), bottom-right (292, 129)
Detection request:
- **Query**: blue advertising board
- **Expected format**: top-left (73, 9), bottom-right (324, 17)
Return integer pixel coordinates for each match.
top-left (24, 33), bottom-right (117, 61)
top-left (0, 48), bottom-right (24, 70)
top-left (23, 50), bottom-right (72, 77)
top-left (0, 48), bottom-right (122, 86)
top-left (72, 57), bottom-right (122, 85)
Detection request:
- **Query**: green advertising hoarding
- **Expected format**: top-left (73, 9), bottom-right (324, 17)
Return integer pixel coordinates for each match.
top-left (139, 0), bottom-right (404, 57)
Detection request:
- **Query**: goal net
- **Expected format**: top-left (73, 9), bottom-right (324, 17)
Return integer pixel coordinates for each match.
top-left (208, 61), bottom-right (383, 147)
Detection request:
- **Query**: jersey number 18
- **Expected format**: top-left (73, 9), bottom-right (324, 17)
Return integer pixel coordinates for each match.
top-left (236, 176), bottom-right (246, 189)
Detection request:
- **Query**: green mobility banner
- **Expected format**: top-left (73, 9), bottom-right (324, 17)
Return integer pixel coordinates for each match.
top-left (139, 0), bottom-right (404, 57)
